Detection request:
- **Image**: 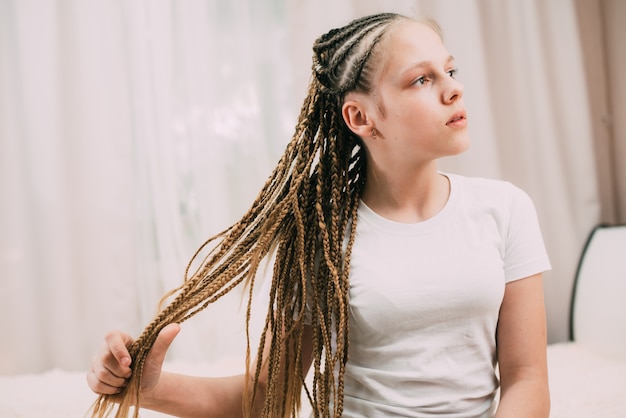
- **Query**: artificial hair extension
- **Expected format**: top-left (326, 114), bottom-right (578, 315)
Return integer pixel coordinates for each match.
top-left (89, 12), bottom-right (403, 418)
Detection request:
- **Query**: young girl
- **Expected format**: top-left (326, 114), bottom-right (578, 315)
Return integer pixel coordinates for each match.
top-left (87, 12), bottom-right (551, 418)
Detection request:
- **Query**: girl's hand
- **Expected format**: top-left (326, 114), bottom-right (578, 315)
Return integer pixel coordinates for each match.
top-left (86, 323), bottom-right (180, 396)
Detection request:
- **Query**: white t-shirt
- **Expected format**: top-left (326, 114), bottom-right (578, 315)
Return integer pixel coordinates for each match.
top-left (341, 173), bottom-right (551, 417)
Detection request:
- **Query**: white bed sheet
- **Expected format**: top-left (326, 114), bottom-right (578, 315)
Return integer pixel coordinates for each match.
top-left (1, 343), bottom-right (624, 417)
top-left (546, 342), bottom-right (626, 418)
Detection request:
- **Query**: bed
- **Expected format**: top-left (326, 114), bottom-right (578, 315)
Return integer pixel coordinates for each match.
top-left (1, 345), bottom-right (625, 417)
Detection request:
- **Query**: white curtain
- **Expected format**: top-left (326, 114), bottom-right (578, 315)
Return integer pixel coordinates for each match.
top-left (0, 0), bottom-right (294, 374)
top-left (121, 0), bottom-right (295, 365)
top-left (1, 0), bottom-right (139, 374)
top-left (0, 0), bottom-right (615, 375)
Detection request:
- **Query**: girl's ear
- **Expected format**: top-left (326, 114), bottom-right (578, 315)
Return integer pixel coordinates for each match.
top-left (342, 98), bottom-right (375, 138)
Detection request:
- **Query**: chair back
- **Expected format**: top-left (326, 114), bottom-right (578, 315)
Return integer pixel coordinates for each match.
top-left (570, 224), bottom-right (626, 362)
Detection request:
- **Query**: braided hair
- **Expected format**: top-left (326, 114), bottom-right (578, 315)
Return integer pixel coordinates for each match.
top-left (91, 12), bottom-right (407, 418)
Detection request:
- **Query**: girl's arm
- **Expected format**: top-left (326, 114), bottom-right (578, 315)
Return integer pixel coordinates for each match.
top-left (495, 273), bottom-right (550, 418)
top-left (139, 372), bottom-right (253, 418)
top-left (87, 323), bottom-right (314, 418)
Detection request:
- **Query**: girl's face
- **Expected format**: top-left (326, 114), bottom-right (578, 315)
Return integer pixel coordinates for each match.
top-left (357, 20), bottom-right (470, 170)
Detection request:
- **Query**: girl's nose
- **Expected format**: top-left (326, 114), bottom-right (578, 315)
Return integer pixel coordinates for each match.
top-left (443, 77), bottom-right (464, 104)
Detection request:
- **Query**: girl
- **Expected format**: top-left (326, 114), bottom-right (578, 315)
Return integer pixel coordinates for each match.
top-left (87, 12), bottom-right (550, 418)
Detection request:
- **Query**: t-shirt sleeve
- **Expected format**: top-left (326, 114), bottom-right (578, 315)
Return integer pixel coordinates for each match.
top-left (503, 184), bottom-right (551, 283)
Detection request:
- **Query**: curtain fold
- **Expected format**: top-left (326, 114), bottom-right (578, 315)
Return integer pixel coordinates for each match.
top-left (1, 0), bottom-right (622, 374)
top-left (0, 0), bottom-right (293, 374)
top-left (574, 0), bottom-right (626, 224)
top-left (599, 0), bottom-right (626, 222)
top-left (0, 0), bottom-right (139, 374)
top-left (124, 0), bottom-right (294, 363)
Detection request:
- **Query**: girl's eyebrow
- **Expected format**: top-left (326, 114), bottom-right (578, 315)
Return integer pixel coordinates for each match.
top-left (409, 55), bottom-right (456, 71)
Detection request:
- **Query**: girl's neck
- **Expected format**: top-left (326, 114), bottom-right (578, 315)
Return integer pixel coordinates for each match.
top-left (361, 163), bottom-right (450, 223)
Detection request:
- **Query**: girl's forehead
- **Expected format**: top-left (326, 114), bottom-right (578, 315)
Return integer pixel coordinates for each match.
top-left (385, 20), bottom-right (445, 53)
top-left (380, 21), bottom-right (449, 70)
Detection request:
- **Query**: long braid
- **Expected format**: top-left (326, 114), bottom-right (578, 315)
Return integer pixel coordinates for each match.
top-left (90, 12), bottom-right (404, 418)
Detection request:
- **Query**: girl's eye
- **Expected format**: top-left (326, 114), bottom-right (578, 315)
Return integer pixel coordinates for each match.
top-left (413, 76), bottom-right (427, 86)
top-left (447, 68), bottom-right (458, 78)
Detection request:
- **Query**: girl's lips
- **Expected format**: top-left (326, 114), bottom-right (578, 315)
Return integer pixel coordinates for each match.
top-left (446, 111), bottom-right (467, 127)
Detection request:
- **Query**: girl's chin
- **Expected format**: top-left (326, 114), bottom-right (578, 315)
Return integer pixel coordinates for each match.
top-left (449, 135), bottom-right (471, 156)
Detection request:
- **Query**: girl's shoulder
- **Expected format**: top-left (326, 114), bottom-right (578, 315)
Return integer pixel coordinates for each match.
top-left (447, 172), bottom-right (529, 201)
top-left (446, 172), bottom-right (537, 218)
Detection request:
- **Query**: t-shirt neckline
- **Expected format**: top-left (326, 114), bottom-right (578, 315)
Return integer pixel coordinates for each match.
top-left (358, 172), bottom-right (459, 235)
